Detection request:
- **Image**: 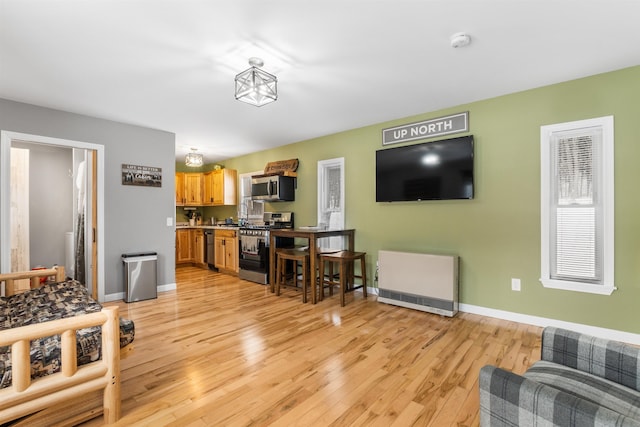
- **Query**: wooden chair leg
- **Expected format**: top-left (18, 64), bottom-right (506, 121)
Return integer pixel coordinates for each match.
top-left (275, 257), bottom-right (282, 296)
top-left (340, 259), bottom-right (348, 307)
top-left (360, 255), bottom-right (367, 298)
top-left (301, 259), bottom-right (308, 303)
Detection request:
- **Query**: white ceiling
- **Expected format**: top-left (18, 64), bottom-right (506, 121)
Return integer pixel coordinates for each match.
top-left (1, 0), bottom-right (639, 164)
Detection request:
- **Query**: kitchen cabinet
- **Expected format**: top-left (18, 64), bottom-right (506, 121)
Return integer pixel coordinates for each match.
top-left (203, 169), bottom-right (237, 206)
top-left (193, 230), bottom-right (205, 266)
top-left (175, 172), bottom-right (185, 206)
top-left (214, 229), bottom-right (238, 273)
top-left (176, 229), bottom-right (205, 265)
top-left (203, 171), bottom-right (215, 206)
top-left (184, 173), bottom-right (203, 206)
top-left (212, 169), bottom-right (237, 206)
top-left (176, 170), bottom-right (237, 207)
top-left (176, 229), bottom-right (192, 264)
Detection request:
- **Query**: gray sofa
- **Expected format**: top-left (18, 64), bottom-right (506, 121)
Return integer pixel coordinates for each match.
top-left (479, 326), bottom-right (640, 426)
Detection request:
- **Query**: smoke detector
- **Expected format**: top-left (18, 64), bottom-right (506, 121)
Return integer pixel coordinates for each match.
top-left (450, 32), bottom-right (471, 48)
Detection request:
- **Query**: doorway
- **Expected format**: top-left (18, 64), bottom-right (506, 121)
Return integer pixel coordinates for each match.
top-left (0, 131), bottom-right (105, 300)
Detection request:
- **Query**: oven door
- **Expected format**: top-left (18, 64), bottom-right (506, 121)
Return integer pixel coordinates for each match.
top-left (239, 234), bottom-right (268, 272)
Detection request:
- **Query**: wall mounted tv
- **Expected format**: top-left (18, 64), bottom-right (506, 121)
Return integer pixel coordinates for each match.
top-left (376, 135), bottom-right (474, 202)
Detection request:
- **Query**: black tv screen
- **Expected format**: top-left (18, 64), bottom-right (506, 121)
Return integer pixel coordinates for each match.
top-left (376, 135), bottom-right (474, 202)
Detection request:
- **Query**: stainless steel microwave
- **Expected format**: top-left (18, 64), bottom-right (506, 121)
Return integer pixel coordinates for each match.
top-left (251, 175), bottom-right (295, 202)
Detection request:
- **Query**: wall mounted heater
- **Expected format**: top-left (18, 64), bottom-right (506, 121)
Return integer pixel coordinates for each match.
top-left (378, 250), bottom-right (459, 317)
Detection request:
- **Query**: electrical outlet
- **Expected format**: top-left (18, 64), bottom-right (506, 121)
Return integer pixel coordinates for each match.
top-left (511, 278), bottom-right (521, 291)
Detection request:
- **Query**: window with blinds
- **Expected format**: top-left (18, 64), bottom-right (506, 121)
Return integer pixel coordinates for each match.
top-left (237, 171), bottom-right (264, 222)
top-left (540, 116), bottom-right (614, 295)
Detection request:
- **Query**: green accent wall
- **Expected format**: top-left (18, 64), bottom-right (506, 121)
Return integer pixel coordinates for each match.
top-left (189, 66), bottom-right (640, 333)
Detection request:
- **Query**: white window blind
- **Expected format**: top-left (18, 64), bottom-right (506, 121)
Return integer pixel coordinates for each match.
top-left (551, 131), bottom-right (601, 283)
top-left (540, 116), bottom-right (614, 295)
top-left (238, 171), bottom-right (264, 222)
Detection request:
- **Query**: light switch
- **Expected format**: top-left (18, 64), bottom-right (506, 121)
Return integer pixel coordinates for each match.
top-left (167, 217), bottom-right (173, 227)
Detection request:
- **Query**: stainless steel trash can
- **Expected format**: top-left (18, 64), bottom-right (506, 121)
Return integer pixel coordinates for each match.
top-left (122, 252), bottom-right (157, 302)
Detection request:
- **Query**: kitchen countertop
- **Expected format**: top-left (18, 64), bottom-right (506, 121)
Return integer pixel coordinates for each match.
top-left (176, 222), bottom-right (240, 230)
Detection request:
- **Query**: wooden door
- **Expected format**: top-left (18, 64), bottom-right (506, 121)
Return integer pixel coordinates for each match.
top-left (214, 235), bottom-right (226, 268)
top-left (203, 172), bottom-right (214, 206)
top-left (176, 229), bottom-right (192, 263)
top-left (175, 172), bottom-right (185, 206)
top-left (91, 150), bottom-right (98, 299)
top-left (192, 229), bottom-right (204, 265)
top-left (224, 236), bottom-right (238, 272)
top-left (184, 173), bottom-right (203, 205)
top-left (9, 147), bottom-right (30, 292)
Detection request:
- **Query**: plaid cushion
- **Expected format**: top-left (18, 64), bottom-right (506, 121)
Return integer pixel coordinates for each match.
top-left (525, 360), bottom-right (640, 420)
top-left (0, 280), bottom-right (135, 389)
top-left (480, 365), bottom-right (640, 427)
top-left (542, 327), bottom-right (640, 392)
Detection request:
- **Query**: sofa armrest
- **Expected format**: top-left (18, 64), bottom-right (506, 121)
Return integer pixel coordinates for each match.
top-left (479, 365), bottom-right (640, 427)
top-left (541, 327), bottom-right (640, 391)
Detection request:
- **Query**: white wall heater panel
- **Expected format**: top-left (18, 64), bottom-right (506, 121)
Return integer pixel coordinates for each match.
top-left (378, 250), bottom-right (459, 317)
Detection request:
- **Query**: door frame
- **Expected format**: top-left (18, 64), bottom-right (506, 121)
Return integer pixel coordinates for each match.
top-left (0, 131), bottom-right (105, 301)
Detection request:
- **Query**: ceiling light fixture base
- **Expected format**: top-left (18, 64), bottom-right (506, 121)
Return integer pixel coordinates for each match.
top-left (450, 32), bottom-right (471, 48)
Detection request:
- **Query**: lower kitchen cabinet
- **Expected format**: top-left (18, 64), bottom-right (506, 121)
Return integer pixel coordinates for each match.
top-left (176, 229), bottom-right (192, 264)
top-left (176, 229), bottom-right (205, 266)
top-left (214, 229), bottom-right (238, 273)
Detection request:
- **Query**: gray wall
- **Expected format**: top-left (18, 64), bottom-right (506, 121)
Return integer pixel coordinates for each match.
top-left (20, 143), bottom-right (73, 268)
top-left (0, 98), bottom-right (176, 296)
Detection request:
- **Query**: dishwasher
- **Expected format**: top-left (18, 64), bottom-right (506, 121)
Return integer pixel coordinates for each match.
top-left (205, 230), bottom-right (215, 270)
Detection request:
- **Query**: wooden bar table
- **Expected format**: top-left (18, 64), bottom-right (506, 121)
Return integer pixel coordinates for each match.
top-left (269, 228), bottom-right (355, 304)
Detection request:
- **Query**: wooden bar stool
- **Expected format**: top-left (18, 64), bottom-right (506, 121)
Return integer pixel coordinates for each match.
top-left (275, 248), bottom-right (310, 303)
top-left (317, 251), bottom-right (367, 306)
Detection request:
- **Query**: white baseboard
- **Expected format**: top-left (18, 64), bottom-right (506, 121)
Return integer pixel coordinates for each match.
top-left (104, 282), bottom-right (176, 303)
top-left (458, 303), bottom-right (640, 346)
top-left (158, 282), bottom-right (177, 293)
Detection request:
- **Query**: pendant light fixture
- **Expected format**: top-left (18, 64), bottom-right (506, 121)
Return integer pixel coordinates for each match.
top-left (185, 148), bottom-right (203, 167)
top-left (234, 57), bottom-right (278, 107)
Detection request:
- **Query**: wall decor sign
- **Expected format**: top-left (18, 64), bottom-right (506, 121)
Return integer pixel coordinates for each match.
top-left (382, 111), bottom-right (469, 145)
top-left (121, 164), bottom-right (162, 187)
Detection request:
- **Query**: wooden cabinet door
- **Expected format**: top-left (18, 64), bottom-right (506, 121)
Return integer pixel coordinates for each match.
top-left (224, 235), bottom-right (238, 272)
top-left (203, 172), bottom-right (214, 206)
top-left (176, 229), bottom-right (192, 263)
top-left (212, 170), bottom-right (224, 205)
top-left (184, 173), bottom-right (203, 205)
top-left (193, 230), bottom-right (205, 265)
top-left (214, 230), bottom-right (238, 272)
top-left (214, 235), bottom-right (226, 268)
top-left (175, 172), bottom-right (185, 206)
top-left (213, 169), bottom-right (238, 206)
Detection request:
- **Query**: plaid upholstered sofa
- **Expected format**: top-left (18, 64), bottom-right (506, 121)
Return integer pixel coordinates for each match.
top-left (479, 327), bottom-right (640, 426)
top-left (0, 279), bottom-right (135, 388)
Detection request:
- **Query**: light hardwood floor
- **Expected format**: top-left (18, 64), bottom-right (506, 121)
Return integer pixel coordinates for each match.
top-left (83, 266), bottom-right (542, 426)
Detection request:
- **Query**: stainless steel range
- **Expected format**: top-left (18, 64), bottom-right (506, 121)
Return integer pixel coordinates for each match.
top-left (238, 212), bottom-right (294, 284)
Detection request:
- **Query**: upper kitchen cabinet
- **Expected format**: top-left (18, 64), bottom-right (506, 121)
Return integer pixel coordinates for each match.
top-left (175, 172), bottom-right (185, 206)
top-left (177, 169), bottom-right (237, 207)
top-left (204, 169), bottom-right (237, 206)
top-left (203, 171), bottom-right (214, 206)
top-left (184, 173), bottom-right (203, 206)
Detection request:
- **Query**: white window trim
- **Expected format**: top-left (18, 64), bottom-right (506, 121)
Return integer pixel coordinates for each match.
top-left (237, 170), bottom-right (264, 222)
top-left (317, 157), bottom-right (345, 249)
top-left (540, 116), bottom-right (615, 295)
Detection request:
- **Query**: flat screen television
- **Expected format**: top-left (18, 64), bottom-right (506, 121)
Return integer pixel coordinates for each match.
top-left (376, 135), bottom-right (474, 202)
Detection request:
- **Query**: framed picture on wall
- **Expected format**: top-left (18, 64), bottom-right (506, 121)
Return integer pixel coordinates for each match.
top-left (121, 164), bottom-right (162, 187)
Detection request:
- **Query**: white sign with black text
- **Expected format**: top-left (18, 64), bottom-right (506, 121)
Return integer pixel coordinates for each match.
top-left (382, 112), bottom-right (469, 145)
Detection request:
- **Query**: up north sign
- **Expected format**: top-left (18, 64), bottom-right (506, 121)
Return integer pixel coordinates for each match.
top-left (382, 112), bottom-right (469, 145)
